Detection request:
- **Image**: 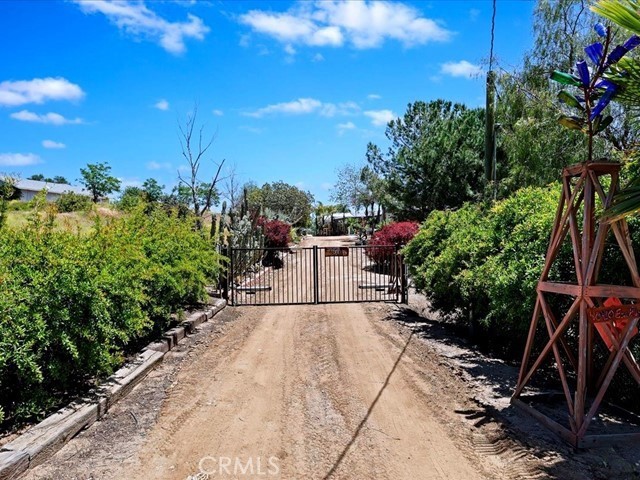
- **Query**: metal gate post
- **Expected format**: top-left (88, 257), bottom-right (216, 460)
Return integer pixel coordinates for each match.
top-left (401, 254), bottom-right (409, 305)
top-left (313, 245), bottom-right (319, 304)
top-left (221, 245), bottom-right (229, 301)
top-left (229, 246), bottom-right (235, 306)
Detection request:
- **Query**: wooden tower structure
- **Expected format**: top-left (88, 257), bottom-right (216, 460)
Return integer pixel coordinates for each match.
top-left (512, 161), bottom-right (640, 447)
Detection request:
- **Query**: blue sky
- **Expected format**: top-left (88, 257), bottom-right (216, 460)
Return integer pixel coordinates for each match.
top-left (0, 0), bottom-right (535, 205)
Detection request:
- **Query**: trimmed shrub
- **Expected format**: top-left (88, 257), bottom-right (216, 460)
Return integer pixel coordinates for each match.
top-left (366, 221), bottom-right (419, 264)
top-left (0, 208), bottom-right (222, 423)
top-left (404, 184), bottom-right (564, 355)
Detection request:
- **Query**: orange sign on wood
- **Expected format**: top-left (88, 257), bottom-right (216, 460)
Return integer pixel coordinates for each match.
top-left (587, 304), bottom-right (640, 324)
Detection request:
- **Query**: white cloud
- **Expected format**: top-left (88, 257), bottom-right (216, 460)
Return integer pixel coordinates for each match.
top-left (245, 97), bottom-right (359, 118)
top-left (440, 60), bottom-right (482, 79)
top-left (240, 1), bottom-right (452, 50)
top-left (337, 121), bottom-right (356, 135)
top-left (119, 178), bottom-right (143, 188)
top-left (239, 125), bottom-right (264, 134)
top-left (212, 109), bottom-right (224, 116)
top-left (154, 99), bottom-right (169, 110)
top-left (42, 140), bottom-right (66, 149)
top-left (364, 109), bottom-right (395, 126)
top-left (284, 44), bottom-right (296, 55)
top-left (10, 110), bottom-right (84, 125)
top-left (0, 153), bottom-right (41, 166)
top-left (147, 161), bottom-right (172, 170)
top-left (321, 182), bottom-right (332, 190)
top-left (0, 77), bottom-right (84, 107)
top-left (469, 8), bottom-right (480, 21)
top-left (367, 93), bottom-right (381, 100)
top-left (312, 53), bottom-right (325, 62)
top-left (73, 0), bottom-right (209, 54)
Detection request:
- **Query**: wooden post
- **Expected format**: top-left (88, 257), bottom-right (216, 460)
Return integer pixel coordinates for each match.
top-left (512, 162), bottom-right (640, 446)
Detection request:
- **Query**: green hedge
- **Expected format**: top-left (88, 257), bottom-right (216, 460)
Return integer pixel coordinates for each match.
top-left (0, 208), bottom-right (223, 423)
top-left (405, 183), bottom-right (633, 353)
top-left (405, 183), bottom-right (640, 404)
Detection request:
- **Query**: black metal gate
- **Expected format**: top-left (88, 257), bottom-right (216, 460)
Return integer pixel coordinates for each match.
top-left (226, 244), bottom-right (407, 306)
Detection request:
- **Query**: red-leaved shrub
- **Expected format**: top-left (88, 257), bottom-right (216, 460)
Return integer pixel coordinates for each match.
top-left (262, 219), bottom-right (292, 248)
top-left (366, 221), bottom-right (419, 263)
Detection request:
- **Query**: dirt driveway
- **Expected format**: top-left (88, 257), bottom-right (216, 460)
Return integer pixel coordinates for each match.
top-left (23, 236), bottom-right (637, 480)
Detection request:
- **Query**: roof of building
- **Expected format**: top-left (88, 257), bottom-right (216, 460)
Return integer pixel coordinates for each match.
top-left (12, 179), bottom-right (90, 196)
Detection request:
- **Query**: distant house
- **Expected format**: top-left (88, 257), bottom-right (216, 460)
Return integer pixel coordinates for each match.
top-left (10, 179), bottom-right (90, 202)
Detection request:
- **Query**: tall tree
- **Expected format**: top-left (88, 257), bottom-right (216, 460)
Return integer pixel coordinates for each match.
top-left (248, 181), bottom-right (314, 227)
top-left (79, 162), bottom-right (121, 202)
top-left (368, 100), bottom-right (485, 220)
top-left (142, 178), bottom-right (164, 203)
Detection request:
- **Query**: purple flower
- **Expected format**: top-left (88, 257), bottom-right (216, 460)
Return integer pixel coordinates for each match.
top-left (594, 23), bottom-right (607, 37)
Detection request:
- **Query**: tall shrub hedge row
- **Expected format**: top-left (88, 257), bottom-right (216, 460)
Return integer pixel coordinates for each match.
top-left (0, 207), bottom-right (223, 423)
top-left (404, 183), bottom-right (640, 360)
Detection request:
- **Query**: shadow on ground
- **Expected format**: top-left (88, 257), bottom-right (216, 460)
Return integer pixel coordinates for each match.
top-left (383, 304), bottom-right (640, 480)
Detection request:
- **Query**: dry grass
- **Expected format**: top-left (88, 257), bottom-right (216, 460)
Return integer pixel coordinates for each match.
top-left (5, 206), bottom-right (121, 233)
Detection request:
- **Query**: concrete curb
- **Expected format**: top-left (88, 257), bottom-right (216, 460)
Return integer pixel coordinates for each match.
top-left (0, 298), bottom-right (227, 480)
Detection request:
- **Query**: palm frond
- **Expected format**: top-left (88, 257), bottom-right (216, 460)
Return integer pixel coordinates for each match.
top-left (606, 57), bottom-right (640, 106)
top-left (602, 179), bottom-right (640, 221)
top-left (592, 0), bottom-right (640, 36)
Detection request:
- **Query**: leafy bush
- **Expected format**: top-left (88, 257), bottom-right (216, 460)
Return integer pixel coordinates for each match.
top-left (406, 182), bottom-right (640, 407)
top-left (405, 184), bottom-right (565, 356)
top-left (366, 221), bottom-right (419, 264)
top-left (6, 200), bottom-right (32, 212)
top-left (0, 208), bottom-right (222, 423)
top-left (261, 218), bottom-right (292, 248)
top-left (55, 192), bottom-right (92, 213)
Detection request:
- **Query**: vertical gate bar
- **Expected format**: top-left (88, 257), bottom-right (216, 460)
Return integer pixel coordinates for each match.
top-left (286, 250), bottom-right (290, 304)
top-left (402, 253), bottom-right (408, 304)
top-left (343, 249), bottom-right (347, 301)
top-left (221, 245), bottom-right (229, 302)
top-left (394, 245), bottom-right (399, 303)
top-left (336, 251), bottom-right (344, 300)
top-left (367, 247), bottom-right (371, 301)
top-left (327, 248), bottom-right (331, 302)
top-left (279, 251), bottom-right (282, 304)
top-left (313, 245), bottom-right (319, 304)
top-left (230, 247), bottom-right (235, 306)
top-left (356, 248), bottom-right (364, 300)
top-left (295, 249), bottom-right (299, 303)
top-left (340, 251), bottom-right (344, 301)
top-left (350, 247), bottom-right (354, 302)
top-left (309, 248), bottom-right (312, 303)
top-left (278, 250), bottom-right (282, 305)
